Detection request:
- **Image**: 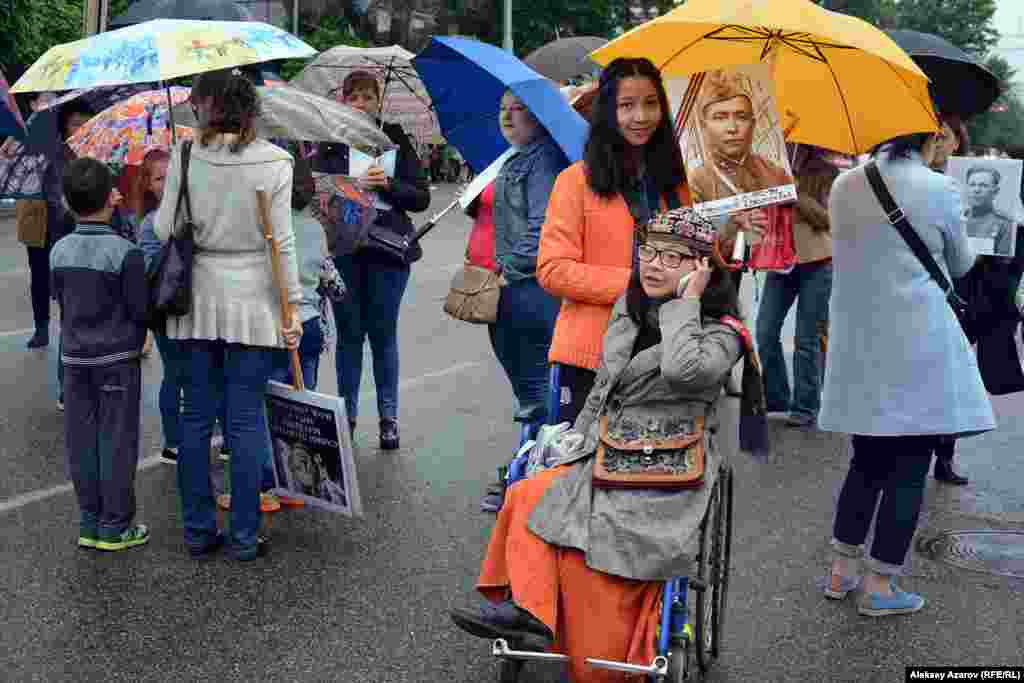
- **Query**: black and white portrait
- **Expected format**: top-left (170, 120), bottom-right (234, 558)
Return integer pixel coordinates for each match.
top-left (948, 156), bottom-right (1022, 257)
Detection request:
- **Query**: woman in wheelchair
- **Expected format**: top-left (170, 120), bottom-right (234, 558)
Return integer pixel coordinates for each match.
top-left (451, 208), bottom-right (766, 681)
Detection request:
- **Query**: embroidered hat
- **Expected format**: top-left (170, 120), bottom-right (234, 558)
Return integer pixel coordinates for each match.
top-left (698, 69), bottom-right (752, 118)
top-left (641, 207), bottom-right (718, 255)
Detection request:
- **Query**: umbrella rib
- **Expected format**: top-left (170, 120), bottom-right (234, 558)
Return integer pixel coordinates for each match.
top-left (811, 43), bottom-right (860, 153)
top-left (656, 25), bottom-right (770, 73)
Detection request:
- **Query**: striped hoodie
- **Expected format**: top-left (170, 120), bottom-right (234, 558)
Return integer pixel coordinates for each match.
top-left (50, 222), bottom-right (148, 367)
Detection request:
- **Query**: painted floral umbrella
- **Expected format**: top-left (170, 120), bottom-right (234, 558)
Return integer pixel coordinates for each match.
top-left (10, 19), bottom-right (317, 94)
top-left (68, 87), bottom-right (194, 165)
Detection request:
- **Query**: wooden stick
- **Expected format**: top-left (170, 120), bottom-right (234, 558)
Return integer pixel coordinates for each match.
top-left (256, 189), bottom-right (305, 392)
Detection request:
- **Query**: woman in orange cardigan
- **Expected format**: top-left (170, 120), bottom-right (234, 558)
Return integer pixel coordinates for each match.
top-left (538, 57), bottom-right (691, 423)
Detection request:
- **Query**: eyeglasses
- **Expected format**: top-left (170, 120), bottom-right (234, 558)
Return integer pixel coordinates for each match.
top-left (637, 244), bottom-right (696, 268)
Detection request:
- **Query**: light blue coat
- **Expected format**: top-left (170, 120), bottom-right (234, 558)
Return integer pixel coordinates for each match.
top-left (818, 150), bottom-right (996, 438)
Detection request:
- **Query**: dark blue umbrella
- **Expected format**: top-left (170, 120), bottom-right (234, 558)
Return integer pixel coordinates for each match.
top-left (412, 36), bottom-right (588, 173)
top-left (1, 68), bottom-right (26, 141)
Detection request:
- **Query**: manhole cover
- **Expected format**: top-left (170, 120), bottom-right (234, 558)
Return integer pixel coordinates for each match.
top-left (918, 531), bottom-right (1024, 578)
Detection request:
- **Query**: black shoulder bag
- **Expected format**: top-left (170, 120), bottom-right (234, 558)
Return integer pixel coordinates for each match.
top-left (864, 160), bottom-right (969, 327)
top-left (147, 140), bottom-right (197, 330)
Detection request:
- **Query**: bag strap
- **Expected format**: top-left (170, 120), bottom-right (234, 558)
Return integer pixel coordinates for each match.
top-left (173, 140), bottom-right (194, 233)
top-left (864, 160), bottom-right (964, 307)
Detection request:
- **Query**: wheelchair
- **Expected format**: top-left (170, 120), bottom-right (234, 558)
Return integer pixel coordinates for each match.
top-left (492, 364), bottom-right (735, 682)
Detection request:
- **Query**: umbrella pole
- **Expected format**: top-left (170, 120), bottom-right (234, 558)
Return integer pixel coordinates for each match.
top-left (256, 189), bottom-right (305, 392)
top-left (165, 82), bottom-right (178, 146)
top-left (409, 198), bottom-right (460, 246)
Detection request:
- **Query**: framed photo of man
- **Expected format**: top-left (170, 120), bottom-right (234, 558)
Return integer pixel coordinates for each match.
top-left (668, 64), bottom-right (797, 217)
top-left (265, 381), bottom-right (363, 517)
top-left (946, 156), bottom-right (1022, 257)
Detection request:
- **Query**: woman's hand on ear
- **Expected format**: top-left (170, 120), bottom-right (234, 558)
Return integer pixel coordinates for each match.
top-left (683, 257), bottom-right (713, 299)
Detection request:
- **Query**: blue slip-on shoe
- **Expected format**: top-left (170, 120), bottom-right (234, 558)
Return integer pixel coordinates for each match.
top-left (818, 574), bottom-right (862, 600)
top-left (858, 584), bottom-right (925, 617)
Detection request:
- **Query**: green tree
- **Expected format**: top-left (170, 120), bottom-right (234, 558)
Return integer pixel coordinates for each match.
top-left (887, 0), bottom-right (998, 56)
top-left (489, 0), bottom-right (618, 57)
top-left (1, 0), bottom-right (83, 74)
top-left (967, 56), bottom-right (1024, 150)
top-left (277, 14), bottom-right (370, 81)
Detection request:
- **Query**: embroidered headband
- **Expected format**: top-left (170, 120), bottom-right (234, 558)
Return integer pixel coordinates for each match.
top-left (640, 207), bottom-right (717, 255)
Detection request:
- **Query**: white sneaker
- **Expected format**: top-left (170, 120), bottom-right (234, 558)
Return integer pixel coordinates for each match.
top-left (56, 400), bottom-right (64, 412)
top-left (210, 434), bottom-right (225, 450)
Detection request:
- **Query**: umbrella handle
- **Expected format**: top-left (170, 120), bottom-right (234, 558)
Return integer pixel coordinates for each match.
top-left (256, 189), bottom-right (305, 392)
top-left (409, 198), bottom-right (460, 245)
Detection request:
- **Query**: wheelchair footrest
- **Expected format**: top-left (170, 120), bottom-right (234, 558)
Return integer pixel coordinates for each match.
top-left (585, 655), bottom-right (669, 677)
top-left (492, 638), bottom-right (570, 664)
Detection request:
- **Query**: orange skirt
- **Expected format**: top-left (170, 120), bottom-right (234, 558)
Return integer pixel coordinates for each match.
top-left (478, 466), bottom-right (663, 683)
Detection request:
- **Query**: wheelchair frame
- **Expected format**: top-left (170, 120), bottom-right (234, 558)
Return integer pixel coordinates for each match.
top-left (493, 364), bottom-right (734, 682)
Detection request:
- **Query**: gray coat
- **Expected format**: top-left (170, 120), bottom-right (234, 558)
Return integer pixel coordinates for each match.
top-left (527, 295), bottom-right (744, 581)
top-left (819, 150), bottom-right (996, 437)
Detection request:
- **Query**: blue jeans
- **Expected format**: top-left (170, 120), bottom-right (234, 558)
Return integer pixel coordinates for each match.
top-left (832, 435), bottom-right (937, 574)
top-left (177, 340), bottom-right (277, 557)
top-left (333, 255), bottom-right (410, 421)
top-left (488, 278), bottom-right (560, 423)
top-left (756, 261), bottom-right (832, 418)
top-left (271, 317), bottom-right (323, 391)
top-left (154, 333), bottom-right (186, 449)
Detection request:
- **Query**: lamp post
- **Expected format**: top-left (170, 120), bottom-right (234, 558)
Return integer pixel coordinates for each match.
top-left (503, 0), bottom-right (513, 53)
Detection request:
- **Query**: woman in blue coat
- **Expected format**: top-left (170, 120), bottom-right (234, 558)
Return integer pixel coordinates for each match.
top-left (819, 126), bottom-right (995, 616)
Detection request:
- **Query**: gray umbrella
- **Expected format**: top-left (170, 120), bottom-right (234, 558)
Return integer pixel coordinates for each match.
top-left (523, 36), bottom-right (607, 84)
top-left (109, 0), bottom-right (251, 29)
top-left (172, 84), bottom-right (396, 151)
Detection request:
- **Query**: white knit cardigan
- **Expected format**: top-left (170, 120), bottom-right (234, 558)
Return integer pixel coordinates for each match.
top-left (154, 136), bottom-right (301, 349)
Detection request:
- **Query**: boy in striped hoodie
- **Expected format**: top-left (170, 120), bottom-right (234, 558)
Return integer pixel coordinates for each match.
top-left (51, 158), bottom-right (149, 551)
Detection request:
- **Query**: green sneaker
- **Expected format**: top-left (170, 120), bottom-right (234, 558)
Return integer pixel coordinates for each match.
top-left (78, 534), bottom-right (99, 549)
top-left (95, 524), bottom-right (150, 551)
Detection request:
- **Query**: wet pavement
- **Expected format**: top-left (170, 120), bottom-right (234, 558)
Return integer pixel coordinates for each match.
top-left (0, 184), bottom-right (1021, 682)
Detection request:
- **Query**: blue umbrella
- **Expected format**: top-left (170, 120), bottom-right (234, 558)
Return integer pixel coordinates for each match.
top-left (412, 36), bottom-right (588, 173)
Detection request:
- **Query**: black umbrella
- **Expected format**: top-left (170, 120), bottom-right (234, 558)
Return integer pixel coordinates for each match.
top-left (886, 30), bottom-right (1002, 120)
top-left (523, 36), bottom-right (607, 84)
top-left (109, 0), bottom-right (252, 29)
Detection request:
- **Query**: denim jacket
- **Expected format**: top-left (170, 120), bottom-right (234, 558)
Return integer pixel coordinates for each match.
top-left (493, 134), bottom-right (568, 283)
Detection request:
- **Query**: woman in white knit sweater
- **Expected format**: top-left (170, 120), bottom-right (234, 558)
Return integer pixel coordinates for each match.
top-left (154, 69), bottom-right (302, 561)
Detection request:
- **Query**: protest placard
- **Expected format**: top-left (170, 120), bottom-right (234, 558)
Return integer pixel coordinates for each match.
top-left (265, 381), bottom-right (362, 517)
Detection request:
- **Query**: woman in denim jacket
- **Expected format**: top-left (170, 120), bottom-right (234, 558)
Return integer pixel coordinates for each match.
top-left (489, 90), bottom-right (570, 432)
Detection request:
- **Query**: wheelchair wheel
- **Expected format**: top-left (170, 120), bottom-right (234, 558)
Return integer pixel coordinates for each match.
top-left (694, 467), bottom-right (732, 673)
top-left (498, 658), bottom-right (523, 683)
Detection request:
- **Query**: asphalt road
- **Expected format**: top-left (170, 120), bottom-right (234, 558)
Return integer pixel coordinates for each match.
top-left (0, 184), bottom-right (1021, 682)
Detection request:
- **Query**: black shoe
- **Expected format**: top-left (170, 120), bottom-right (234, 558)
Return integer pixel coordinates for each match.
top-left (26, 329), bottom-right (49, 349)
top-left (450, 601), bottom-right (553, 650)
top-left (159, 448), bottom-right (178, 465)
top-left (188, 532), bottom-right (225, 559)
top-left (234, 534), bottom-right (269, 562)
top-left (380, 419), bottom-right (399, 450)
top-left (348, 419), bottom-right (357, 440)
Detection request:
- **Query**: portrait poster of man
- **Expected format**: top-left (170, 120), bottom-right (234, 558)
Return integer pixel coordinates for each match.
top-left (946, 156), bottom-right (1022, 257)
top-left (669, 64), bottom-right (797, 217)
top-left (265, 381), bottom-right (363, 517)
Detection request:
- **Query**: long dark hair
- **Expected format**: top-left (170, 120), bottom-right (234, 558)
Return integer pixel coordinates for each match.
top-left (191, 68), bottom-right (260, 153)
top-left (626, 249), bottom-right (739, 328)
top-left (584, 57), bottom-right (686, 199)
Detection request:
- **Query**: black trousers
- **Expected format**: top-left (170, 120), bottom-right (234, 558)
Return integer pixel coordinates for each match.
top-left (558, 364), bottom-right (597, 426)
top-left (832, 434), bottom-right (937, 573)
top-left (26, 243), bottom-right (52, 330)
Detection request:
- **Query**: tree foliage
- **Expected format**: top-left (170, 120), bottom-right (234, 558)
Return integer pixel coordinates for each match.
top-left (494, 0), bottom-right (620, 57)
top-left (1, 0), bottom-right (83, 75)
top-left (277, 14), bottom-right (369, 81)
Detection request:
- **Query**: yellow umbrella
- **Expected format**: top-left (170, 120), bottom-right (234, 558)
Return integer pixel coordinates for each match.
top-left (590, 0), bottom-right (938, 154)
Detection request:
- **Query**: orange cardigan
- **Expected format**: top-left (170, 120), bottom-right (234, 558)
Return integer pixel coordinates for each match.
top-left (537, 161), bottom-right (691, 370)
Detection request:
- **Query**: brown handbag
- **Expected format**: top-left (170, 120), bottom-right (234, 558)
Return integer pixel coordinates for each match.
top-left (592, 415), bottom-right (706, 489)
top-left (443, 264), bottom-right (502, 324)
top-left (15, 199), bottom-right (48, 248)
